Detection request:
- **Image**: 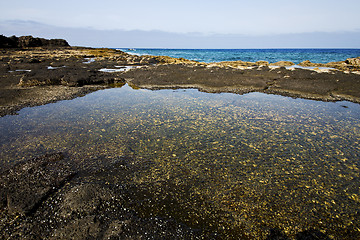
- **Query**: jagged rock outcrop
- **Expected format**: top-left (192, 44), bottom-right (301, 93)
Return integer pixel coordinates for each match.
top-left (298, 58), bottom-right (360, 71)
top-left (0, 35), bottom-right (18, 48)
top-left (0, 35), bottom-right (69, 48)
top-left (345, 57), bottom-right (360, 65)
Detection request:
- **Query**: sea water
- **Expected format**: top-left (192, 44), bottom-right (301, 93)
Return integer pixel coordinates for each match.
top-left (120, 48), bottom-right (360, 64)
top-left (1, 84), bottom-right (359, 238)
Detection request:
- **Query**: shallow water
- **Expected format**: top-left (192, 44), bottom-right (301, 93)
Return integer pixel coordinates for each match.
top-left (99, 66), bottom-right (138, 72)
top-left (0, 84), bottom-right (359, 238)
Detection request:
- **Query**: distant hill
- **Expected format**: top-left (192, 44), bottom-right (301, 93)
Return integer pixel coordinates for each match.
top-left (0, 35), bottom-right (69, 48)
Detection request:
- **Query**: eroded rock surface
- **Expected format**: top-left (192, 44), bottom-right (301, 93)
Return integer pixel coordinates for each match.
top-left (0, 35), bottom-right (69, 48)
top-left (0, 153), bottom-right (204, 239)
top-left (122, 63), bottom-right (360, 103)
top-left (0, 153), bottom-right (76, 216)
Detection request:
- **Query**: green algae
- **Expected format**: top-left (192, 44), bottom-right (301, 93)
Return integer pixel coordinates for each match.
top-left (0, 85), bottom-right (359, 239)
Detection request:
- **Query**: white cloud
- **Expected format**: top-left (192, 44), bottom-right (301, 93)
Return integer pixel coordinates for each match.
top-left (1, 0), bottom-right (359, 35)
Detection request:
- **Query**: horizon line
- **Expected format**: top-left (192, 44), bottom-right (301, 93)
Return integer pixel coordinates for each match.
top-left (114, 47), bottom-right (360, 50)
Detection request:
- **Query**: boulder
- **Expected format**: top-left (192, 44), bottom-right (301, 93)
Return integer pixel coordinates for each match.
top-left (345, 57), bottom-right (360, 65)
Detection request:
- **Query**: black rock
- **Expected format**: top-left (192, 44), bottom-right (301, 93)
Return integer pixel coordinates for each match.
top-left (0, 152), bottom-right (76, 215)
top-left (0, 35), bottom-right (70, 48)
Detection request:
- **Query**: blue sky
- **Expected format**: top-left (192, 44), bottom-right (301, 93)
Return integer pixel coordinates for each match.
top-left (1, 0), bottom-right (360, 48)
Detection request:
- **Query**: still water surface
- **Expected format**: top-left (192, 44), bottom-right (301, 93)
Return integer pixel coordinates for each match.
top-left (0, 84), bottom-right (359, 238)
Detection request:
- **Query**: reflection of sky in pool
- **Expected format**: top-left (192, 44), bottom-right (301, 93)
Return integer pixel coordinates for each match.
top-left (0, 84), bottom-right (359, 239)
top-left (98, 66), bottom-right (138, 72)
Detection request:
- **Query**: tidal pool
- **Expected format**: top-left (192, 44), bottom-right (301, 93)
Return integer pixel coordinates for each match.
top-left (0, 84), bottom-right (359, 238)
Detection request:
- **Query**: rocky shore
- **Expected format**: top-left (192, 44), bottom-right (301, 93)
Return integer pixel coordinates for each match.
top-left (1, 39), bottom-right (360, 117)
top-left (1, 36), bottom-right (360, 239)
top-left (0, 35), bottom-right (70, 48)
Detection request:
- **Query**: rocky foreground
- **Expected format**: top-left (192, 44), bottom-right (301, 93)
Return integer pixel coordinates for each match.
top-left (1, 37), bottom-right (360, 239)
top-left (1, 153), bottom-right (337, 240)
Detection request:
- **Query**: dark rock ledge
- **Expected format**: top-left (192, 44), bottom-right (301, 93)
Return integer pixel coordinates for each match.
top-left (0, 35), bottom-right (69, 48)
top-left (0, 152), bottom-right (333, 239)
top-left (0, 153), bottom-right (205, 239)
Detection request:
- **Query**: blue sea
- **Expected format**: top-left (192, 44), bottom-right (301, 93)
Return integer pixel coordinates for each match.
top-left (120, 48), bottom-right (360, 64)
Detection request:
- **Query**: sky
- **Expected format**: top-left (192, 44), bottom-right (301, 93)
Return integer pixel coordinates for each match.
top-left (1, 0), bottom-right (360, 48)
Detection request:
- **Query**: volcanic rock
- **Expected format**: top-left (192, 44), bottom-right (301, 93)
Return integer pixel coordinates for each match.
top-left (0, 35), bottom-right (69, 48)
top-left (270, 61), bottom-right (295, 66)
top-left (345, 57), bottom-right (360, 65)
top-left (0, 153), bottom-right (76, 215)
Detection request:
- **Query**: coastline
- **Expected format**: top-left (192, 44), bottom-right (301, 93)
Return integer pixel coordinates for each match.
top-left (1, 46), bottom-right (360, 117)
top-left (121, 48), bottom-right (360, 66)
top-left (1, 42), bottom-right (360, 239)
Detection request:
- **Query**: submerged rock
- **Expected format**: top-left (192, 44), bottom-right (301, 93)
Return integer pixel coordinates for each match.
top-left (0, 153), bottom-right (205, 239)
top-left (0, 152), bottom-right (76, 215)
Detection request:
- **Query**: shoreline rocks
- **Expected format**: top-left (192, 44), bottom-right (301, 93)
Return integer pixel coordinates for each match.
top-left (0, 152), bottom-right (338, 239)
top-left (345, 57), bottom-right (360, 65)
top-left (0, 44), bottom-right (360, 118)
top-left (0, 153), bottom-right (204, 239)
top-left (1, 41), bottom-right (359, 239)
top-left (270, 61), bottom-right (295, 66)
top-left (0, 35), bottom-right (69, 48)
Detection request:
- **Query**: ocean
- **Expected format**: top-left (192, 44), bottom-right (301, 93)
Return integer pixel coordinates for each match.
top-left (120, 48), bottom-right (360, 64)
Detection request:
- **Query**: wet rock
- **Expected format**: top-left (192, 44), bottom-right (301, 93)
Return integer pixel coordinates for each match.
top-left (266, 228), bottom-right (289, 240)
top-left (59, 183), bottom-right (113, 218)
top-left (0, 153), bottom-right (76, 215)
top-left (51, 216), bottom-right (101, 240)
top-left (103, 219), bottom-right (131, 239)
top-left (295, 229), bottom-right (331, 240)
top-left (0, 150), bottom-right (338, 239)
top-left (0, 153), bottom-right (206, 239)
top-left (18, 67), bottom-right (125, 87)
